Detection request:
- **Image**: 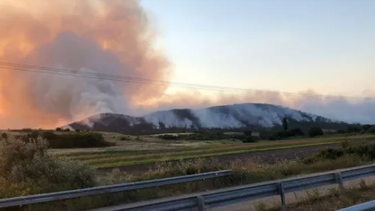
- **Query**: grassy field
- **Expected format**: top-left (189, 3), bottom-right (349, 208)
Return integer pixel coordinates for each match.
top-left (2, 133), bottom-right (375, 211)
top-left (53, 133), bottom-right (375, 168)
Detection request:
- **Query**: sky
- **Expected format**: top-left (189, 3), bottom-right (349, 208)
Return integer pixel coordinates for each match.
top-left (141, 0), bottom-right (375, 97)
top-left (0, 0), bottom-right (375, 128)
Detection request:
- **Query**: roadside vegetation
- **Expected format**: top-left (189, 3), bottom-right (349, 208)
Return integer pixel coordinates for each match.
top-left (0, 136), bottom-right (95, 200)
top-left (262, 179), bottom-right (375, 211)
top-left (6, 130), bottom-right (114, 149)
top-left (1, 134), bottom-right (375, 210)
top-left (0, 124), bottom-right (374, 210)
top-left (252, 181), bottom-right (371, 211)
top-left (57, 134), bottom-right (375, 168)
top-left (2, 125), bottom-right (375, 170)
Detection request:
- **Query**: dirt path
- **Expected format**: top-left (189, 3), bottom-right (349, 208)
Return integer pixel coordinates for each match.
top-left (97, 143), bottom-right (341, 173)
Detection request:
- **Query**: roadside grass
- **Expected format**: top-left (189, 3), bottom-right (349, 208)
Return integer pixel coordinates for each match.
top-left (265, 180), bottom-right (375, 211)
top-left (19, 154), bottom-right (368, 211)
top-left (55, 134), bottom-right (375, 168)
top-left (2, 134), bottom-right (373, 211)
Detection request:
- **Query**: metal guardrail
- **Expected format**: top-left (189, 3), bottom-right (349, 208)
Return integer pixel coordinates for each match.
top-left (337, 200), bottom-right (375, 211)
top-left (0, 170), bottom-right (231, 208)
top-left (95, 164), bottom-right (375, 211)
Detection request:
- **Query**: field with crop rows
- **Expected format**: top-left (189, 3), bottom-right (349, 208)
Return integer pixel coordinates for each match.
top-left (54, 134), bottom-right (375, 169)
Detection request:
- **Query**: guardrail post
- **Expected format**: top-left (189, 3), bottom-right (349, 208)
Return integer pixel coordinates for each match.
top-left (197, 196), bottom-right (206, 211)
top-left (278, 183), bottom-right (286, 211)
top-left (335, 172), bottom-right (344, 192)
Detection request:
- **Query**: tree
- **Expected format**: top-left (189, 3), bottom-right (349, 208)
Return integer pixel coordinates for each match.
top-left (346, 126), bottom-right (361, 134)
top-left (1, 133), bottom-right (7, 140)
top-left (368, 126), bottom-right (375, 134)
top-left (309, 127), bottom-right (324, 138)
top-left (242, 136), bottom-right (257, 143)
top-left (243, 130), bottom-right (252, 136)
top-left (362, 124), bottom-right (372, 132)
top-left (282, 117), bottom-right (288, 131)
top-left (289, 128), bottom-right (305, 136)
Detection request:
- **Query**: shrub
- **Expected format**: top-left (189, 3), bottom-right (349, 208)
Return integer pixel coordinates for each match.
top-left (1, 132), bottom-right (7, 140)
top-left (308, 127), bottom-right (324, 137)
top-left (341, 140), bottom-right (350, 149)
top-left (119, 136), bottom-right (132, 141)
top-left (306, 143), bottom-right (375, 164)
top-left (337, 129), bottom-right (347, 134)
top-left (268, 131), bottom-right (289, 140)
top-left (159, 135), bottom-right (177, 140)
top-left (20, 130), bottom-right (40, 142)
top-left (42, 131), bottom-right (58, 140)
top-left (0, 137), bottom-right (95, 198)
top-left (47, 133), bottom-right (113, 148)
top-left (316, 148), bottom-right (344, 160)
top-left (242, 136), bottom-right (258, 143)
top-left (289, 128), bottom-right (305, 136)
top-left (368, 126), bottom-right (375, 134)
top-left (243, 130), bottom-right (252, 136)
top-left (268, 128), bottom-right (305, 141)
top-left (346, 126), bottom-right (361, 134)
top-left (22, 132), bottom-right (113, 148)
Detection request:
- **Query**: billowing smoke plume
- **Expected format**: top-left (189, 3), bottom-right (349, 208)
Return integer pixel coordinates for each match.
top-left (0, 0), bottom-right (171, 128)
top-left (0, 0), bottom-right (374, 129)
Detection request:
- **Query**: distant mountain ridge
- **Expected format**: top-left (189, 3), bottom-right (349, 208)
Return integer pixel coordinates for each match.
top-left (66, 103), bottom-right (347, 134)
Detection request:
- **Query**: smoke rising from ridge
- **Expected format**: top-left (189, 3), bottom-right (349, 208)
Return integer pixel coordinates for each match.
top-left (147, 89), bottom-right (375, 124)
top-left (0, 0), bottom-right (374, 128)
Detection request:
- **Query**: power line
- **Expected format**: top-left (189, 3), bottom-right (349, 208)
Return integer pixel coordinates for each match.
top-left (0, 62), bottom-right (241, 92)
top-left (0, 61), bottom-right (374, 101)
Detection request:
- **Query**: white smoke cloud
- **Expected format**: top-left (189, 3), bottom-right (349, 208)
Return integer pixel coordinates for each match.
top-left (23, 32), bottom-right (129, 119)
top-left (0, 0), bottom-right (373, 129)
top-left (0, 0), bottom-right (171, 129)
top-left (146, 89), bottom-right (375, 124)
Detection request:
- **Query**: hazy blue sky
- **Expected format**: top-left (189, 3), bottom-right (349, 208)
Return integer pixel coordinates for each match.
top-left (141, 0), bottom-right (375, 97)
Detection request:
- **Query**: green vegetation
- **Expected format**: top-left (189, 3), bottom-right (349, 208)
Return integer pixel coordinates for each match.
top-left (336, 124), bottom-right (375, 134)
top-left (2, 134), bottom-right (375, 210)
top-left (264, 182), bottom-right (375, 211)
top-left (20, 131), bottom-right (114, 149)
top-left (55, 127), bottom-right (71, 132)
top-left (158, 131), bottom-right (244, 141)
top-left (266, 124), bottom-right (375, 141)
top-left (0, 124), bottom-right (374, 210)
top-left (308, 127), bottom-right (324, 137)
top-left (304, 142), bottom-right (375, 164)
top-left (242, 136), bottom-right (259, 143)
top-left (119, 136), bottom-right (132, 141)
top-left (0, 136), bottom-right (95, 200)
top-left (368, 126), bottom-right (375, 134)
top-left (268, 128), bottom-right (305, 140)
top-left (1, 132), bottom-right (7, 140)
top-left (56, 134), bottom-right (375, 168)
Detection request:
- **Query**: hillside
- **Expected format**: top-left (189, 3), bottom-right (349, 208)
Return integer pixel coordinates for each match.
top-left (66, 103), bottom-right (347, 134)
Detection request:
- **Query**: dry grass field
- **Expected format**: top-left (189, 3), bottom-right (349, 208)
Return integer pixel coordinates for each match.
top-left (1, 131), bottom-right (375, 211)
top-left (49, 133), bottom-right (375, 169)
